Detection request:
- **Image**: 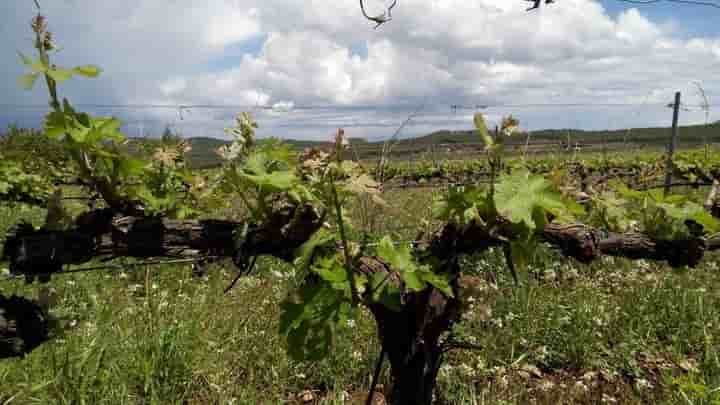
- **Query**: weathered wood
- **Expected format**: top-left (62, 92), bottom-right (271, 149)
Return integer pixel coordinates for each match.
top-left (423, 220), bottom-right (714, 268)
top-left (5, 204), bottom-right (717, 285)
top-left (361, 257), bottom-right (461, 405)
top-left (2, 203), bottom-right (323, 280)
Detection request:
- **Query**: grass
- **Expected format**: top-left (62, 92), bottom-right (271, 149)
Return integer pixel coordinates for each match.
top-left (2, 184), bottom-right (720, 404)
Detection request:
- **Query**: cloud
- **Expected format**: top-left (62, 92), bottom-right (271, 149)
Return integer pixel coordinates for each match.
top-left (1, 0), bottom-right (718, 139)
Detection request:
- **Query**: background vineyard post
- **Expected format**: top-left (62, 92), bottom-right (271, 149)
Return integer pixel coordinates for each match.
top-left (665, 91), bottom-right (682, 195)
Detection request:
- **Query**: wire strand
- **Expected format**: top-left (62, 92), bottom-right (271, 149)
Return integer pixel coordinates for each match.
top-left (1, 101), bottom-right (715, 111)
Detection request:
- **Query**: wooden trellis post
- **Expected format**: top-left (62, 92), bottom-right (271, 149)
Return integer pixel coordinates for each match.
top-left (664, 92), bottom-right (681, 196)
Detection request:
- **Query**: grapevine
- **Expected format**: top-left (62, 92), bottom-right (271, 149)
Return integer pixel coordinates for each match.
top-left (3, 6), bottom-right (720, 405)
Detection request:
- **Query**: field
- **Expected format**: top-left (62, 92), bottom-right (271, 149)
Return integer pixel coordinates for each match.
top-left (2, 174), bottom-right (720, 404)
top-left (180, 123), bottom-right (720, 169)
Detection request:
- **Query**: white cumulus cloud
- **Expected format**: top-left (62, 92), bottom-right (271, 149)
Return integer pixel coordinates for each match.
top-left (1, 0), bottom-right (718, 138)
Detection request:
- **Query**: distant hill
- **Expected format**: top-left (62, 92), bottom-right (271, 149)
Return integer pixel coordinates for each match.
top-left (3, 122), bottom-right (718, 169)
top-left (172, 123), bottom-right (720, 168)
top-left (397, 124), bottom-right (720, 146)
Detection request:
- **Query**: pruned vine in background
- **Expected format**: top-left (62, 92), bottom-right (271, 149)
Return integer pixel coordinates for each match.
top-left (375, 99), bottom-right (426, 185)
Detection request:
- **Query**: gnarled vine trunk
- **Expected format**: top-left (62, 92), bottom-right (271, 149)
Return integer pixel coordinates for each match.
top-left (361, 257), bottom-right (462, 405)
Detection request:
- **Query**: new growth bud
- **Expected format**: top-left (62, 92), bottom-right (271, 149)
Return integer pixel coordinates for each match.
top-left (501, 115), bottom-right (520, 137)
top-left (31, 14), bottom-right (46, 34)
top-left (42, 31), bottom-right (55, 51)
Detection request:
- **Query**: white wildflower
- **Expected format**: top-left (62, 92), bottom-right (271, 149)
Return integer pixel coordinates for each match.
top-left (538, 380), bottom-right (555, 391)
top-left (573, 381), bottom-right (589, 393)
top-left (635, 378), bottom-right (653, 390)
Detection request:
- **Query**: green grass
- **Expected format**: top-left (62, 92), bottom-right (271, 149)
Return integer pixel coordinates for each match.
top-left (2, 185), bottom-right (720, 404)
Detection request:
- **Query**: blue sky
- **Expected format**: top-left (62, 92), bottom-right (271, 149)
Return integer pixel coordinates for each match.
top-left (1, 0), bottom-right (719, 141)
top-left (601, 1), bottom-right (719, 37)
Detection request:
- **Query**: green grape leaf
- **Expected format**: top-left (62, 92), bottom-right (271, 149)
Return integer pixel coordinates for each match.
top-left (240, 170), bottom-right (296, 192)
top-left (243, 151), bottom-right (270, 174)
top-left (312, 255), bottom-right (350, 292)
top-left (44, 111), bottom-right (67, 139)
top-left (369, 272), bottom-right (402, 311)
top-left (658, 201), bottom-right (720, 235)
top-left (377, 236), bottom-right (423, 291)
top-left (279, 282), bottom-right (353, 361)
top-left (288, 184), bottom-right (317, 205)
top-left (417, 266), bottom-right (453, 297)
top-left (376, 236), bottom-right (416, 275)
top-left (0, 160), bottom-right (52, 205)
top-left (117, 157), bottom-right (147, 177)
top-left (239, 151), bottom-right (297, 191)
top-left (494, 170), bottom-right (567, 231)
top-left (294, 228), bottom-right (336, 273)
top-left (18, 73), bottom-right (39, 90)
top-left (376, 236), bottom-right (453, 297)
top-left (46, 68), bottom-right (73, 83)
top-left (688, 210), bottom-right (720, 234)
top-left (67, 125), bottom-right (91, 144)
top-left (96, 117), bottom-right (123, 138)
top-left (432, 185), bottom-right (487, 225)
top-left (402, 268), bottom-right (425, 291)
top-left (85, 117), bottom-right (124, 144)
top-left (74, 111), bottom-right (92, 128)
top-left (589, 193), bottom-right (631, 232)
top-left (72, 65), bottom-right (102, 78)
